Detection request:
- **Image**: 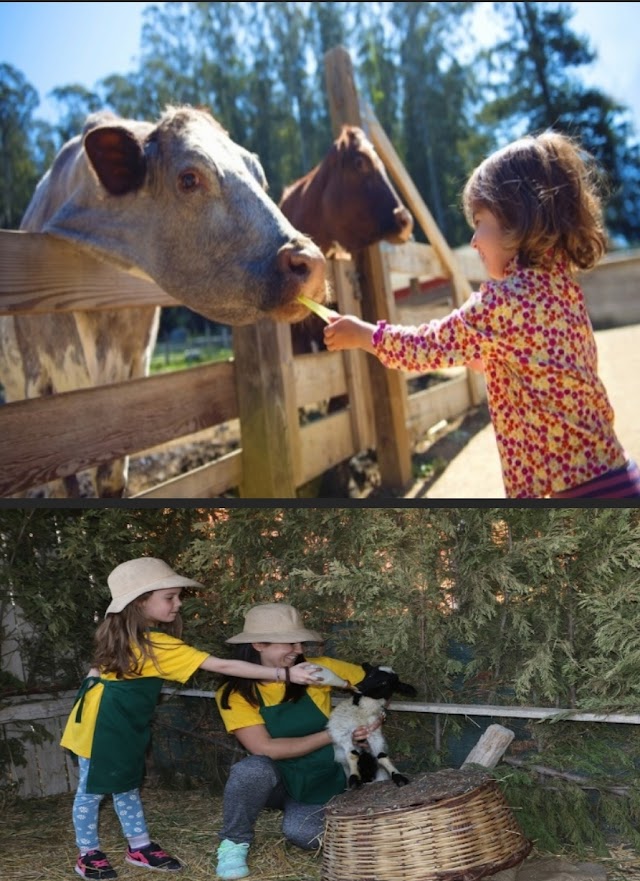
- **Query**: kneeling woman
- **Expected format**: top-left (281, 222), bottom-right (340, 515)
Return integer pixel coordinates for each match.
top-left (214, 603), bottom-right (379, 880)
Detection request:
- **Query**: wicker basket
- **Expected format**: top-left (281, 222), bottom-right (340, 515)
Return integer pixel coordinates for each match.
top-left (321, 769), bottom-right (532, 881)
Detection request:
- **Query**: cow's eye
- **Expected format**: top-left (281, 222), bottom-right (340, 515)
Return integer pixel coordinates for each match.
top-left (354, 155), bottom-right (371, 174)
top-left (179, 170), bottom-right (201, 192)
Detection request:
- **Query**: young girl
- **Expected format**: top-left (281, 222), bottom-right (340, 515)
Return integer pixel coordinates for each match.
top-left (323, 130), bottom-right (640, 499)
top-left (60, 557), bottom-right (322, 880)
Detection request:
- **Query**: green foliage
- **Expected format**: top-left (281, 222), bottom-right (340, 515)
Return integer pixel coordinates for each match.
top-left (149, 344), bottom-right (233, 374)
top-left (2, 2), bottom-right (639, 244)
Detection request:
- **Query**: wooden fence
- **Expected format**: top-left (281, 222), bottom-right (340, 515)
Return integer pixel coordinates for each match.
top-left (0, 47), bottom-right (486, 500)
top-left (4, 687), bottom-right (639, 799)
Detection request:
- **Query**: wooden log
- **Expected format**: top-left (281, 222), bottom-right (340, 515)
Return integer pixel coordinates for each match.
top-left (462, 723), bottom-right (515, 769)
top-left (503, 756), bottom-right (629, 796)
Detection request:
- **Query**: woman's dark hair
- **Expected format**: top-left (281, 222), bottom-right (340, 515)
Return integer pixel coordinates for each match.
top-left (462, 130), bottom-right (608, 273)
top-left (218, 643), bottom-right (308, 708)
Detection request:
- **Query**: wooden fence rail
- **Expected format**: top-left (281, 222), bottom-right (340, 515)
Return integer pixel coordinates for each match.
top-left (0, 232), bottom-right (482, 498)
top-left (3, 688), bottom-right (639, 799)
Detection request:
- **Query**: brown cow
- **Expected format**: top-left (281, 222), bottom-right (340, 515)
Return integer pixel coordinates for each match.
top-left (280, 124), bottom-right (413, 417)
top-left (279, 125), bottom-right (414, 495)
top-left (1, 105), bottom-right (328, 498)
top-left (280, 125), bottom-right (412, 362)
top-left (279, 125), bottom-right (413, 255)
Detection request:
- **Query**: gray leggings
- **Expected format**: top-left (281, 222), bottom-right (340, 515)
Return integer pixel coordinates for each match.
top-left (218, 755), bottom-right (325, 849)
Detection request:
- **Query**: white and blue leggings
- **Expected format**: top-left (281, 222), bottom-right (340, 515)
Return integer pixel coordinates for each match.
top-left (73, 757), bottom-right (149, 854)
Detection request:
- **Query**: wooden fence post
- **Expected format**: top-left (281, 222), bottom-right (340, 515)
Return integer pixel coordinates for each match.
top-left (232, 320), bottom-right (300, 497)
top-left (324, 46), bottom-right (413, 493)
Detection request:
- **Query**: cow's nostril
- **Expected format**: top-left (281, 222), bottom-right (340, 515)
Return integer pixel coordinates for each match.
top-left (287, 251), bottom-right (311, 277)
top-left (278, 241), bottom-right (326, 283)
top-left (395, 206), bottom-right (413, 229)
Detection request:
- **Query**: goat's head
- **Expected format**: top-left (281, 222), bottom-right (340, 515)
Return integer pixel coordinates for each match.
top-left (352, 662), bottom-right (417, 705)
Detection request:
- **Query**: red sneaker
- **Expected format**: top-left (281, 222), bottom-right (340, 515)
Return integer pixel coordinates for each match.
top-left (75, 850), bottom-right (117, 879)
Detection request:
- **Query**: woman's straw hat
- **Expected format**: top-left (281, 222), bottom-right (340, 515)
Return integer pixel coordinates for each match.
top-left (226, 603), bottom-right (323, 644)
top-left (105, 557), bottom-right (203, 615)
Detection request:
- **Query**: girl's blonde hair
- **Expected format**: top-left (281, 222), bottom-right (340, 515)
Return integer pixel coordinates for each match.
top-left (462, 130), bottom-right (608, 272)
top-left (93, 593), bottom-right (183, 678)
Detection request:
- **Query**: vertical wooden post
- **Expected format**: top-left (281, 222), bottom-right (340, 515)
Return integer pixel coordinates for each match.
top-left (324, 46), bottom-right (413, 493)
top-left (361, 104), bottom-right (486, 408)
top-left (233, 320), bottom-right (299, 497)
top-left (330, 258), bottom-right (376, 452)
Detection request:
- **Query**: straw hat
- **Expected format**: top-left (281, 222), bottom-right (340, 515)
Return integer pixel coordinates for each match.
top-left (226, 603), bottom-right (323, 644)
top-left (105, 557), bottom-right (203, 615)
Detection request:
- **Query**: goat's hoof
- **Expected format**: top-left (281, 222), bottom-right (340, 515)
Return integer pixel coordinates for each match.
top-left (392, 774), bottom-right (410, 787)
top-left (348, 776), bottom-right (363, 789)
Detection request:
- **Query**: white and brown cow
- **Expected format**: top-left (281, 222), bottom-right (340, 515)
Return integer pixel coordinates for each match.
top-left (1, 105), bottom-right (328, 497)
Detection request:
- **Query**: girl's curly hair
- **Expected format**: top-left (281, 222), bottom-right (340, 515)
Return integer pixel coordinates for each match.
top-left (462, 130), bottom-right (609, 273)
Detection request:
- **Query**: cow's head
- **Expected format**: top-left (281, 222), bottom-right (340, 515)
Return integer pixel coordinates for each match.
top-left (40, 106), bottom-right (329, 326)
top-left (322, 126), bottom-right (414, 253)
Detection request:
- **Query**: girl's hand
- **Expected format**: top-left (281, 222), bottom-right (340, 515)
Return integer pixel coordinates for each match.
top-left (288, 662), bottom-right (324, 685)
top-left (323, 315), bottom-right (377, 354)
top-left (301, 663), bottom-right (350, 688)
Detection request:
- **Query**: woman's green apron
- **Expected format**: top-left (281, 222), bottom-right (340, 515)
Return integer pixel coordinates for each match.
top-left (72, 675), bottom-right (164, 794)
top-left (257, 690), bottom-right (345, 804)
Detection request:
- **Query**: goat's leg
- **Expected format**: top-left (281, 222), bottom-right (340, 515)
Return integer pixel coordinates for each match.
top-left (375, 753), bottom-right (410, 786)
top-left (346, 749), bottom-right (364, 788)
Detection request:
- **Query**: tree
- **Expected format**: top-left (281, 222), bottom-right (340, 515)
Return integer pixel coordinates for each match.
top-left (0, 64), bottom-right (42, 228)
top-left (477, 1), bottom-right (640, 244)
top-left (386, 1), bottom-right (478, 244)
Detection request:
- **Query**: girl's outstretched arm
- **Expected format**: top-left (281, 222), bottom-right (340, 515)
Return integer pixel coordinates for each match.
top-left (199, 656), bottom-right (322, 684)
top-left (324, 315), bottom-right (377, 354)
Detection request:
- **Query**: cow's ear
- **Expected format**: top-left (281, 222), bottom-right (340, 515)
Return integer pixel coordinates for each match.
top-left (84, 126), bottom-right (147, 196)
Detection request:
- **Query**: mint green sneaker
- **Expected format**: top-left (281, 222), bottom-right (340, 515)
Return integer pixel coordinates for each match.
top-left (215, 840), bottom-right (250, 880)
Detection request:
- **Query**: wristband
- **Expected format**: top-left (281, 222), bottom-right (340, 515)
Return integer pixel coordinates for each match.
top-left (275, 667), bottom-right (282, 681)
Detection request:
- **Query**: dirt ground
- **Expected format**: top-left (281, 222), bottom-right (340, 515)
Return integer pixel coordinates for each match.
top-left (2, 783), bottom-right (638, 881)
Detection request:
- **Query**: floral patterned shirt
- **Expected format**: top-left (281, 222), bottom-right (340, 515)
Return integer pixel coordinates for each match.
top-left (372, 258), bottom-right (626, 498)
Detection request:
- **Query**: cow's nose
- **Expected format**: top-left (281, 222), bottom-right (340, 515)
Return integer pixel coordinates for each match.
top-left (278, 240), bottom-right (326, 294)
top-left (394, 206), bottom-right (414, 235)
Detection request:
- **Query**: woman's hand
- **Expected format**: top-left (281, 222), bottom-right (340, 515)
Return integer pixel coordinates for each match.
top-left (323, 315), bottom-right (377, 354)
top-left (351, 709), bottom-right (386, 746)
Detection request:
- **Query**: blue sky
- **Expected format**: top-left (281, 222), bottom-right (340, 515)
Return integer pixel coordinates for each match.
top-left (1, 2), bottom-right (639, 136)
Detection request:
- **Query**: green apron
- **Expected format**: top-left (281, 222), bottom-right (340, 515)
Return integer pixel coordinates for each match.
top-left (73, 674), bottom-right (164, 794)
top-left (257, 690), bottom-right (346, 804)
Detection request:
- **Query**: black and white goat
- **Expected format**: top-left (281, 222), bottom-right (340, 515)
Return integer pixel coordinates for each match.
top-left (327, 662), bottom-right (417, 789)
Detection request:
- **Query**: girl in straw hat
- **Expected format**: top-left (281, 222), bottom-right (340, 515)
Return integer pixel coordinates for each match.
top-left (214, 603), bottom-right (382, 881)
top-left (60, 558), bottom-right (323, 880)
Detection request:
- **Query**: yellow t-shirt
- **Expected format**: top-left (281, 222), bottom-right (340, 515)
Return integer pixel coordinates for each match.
top-left (61, 631), bottom-right (209, 757)
top-left (215, 656), bottom-right (365, 733)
